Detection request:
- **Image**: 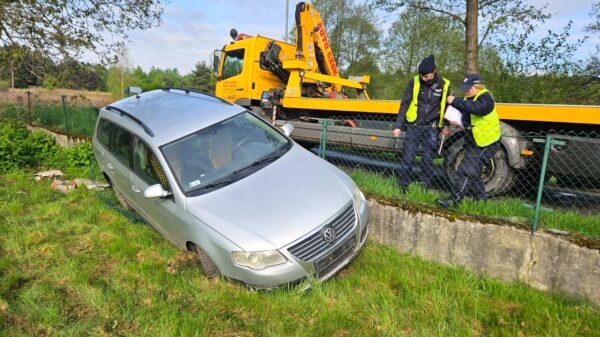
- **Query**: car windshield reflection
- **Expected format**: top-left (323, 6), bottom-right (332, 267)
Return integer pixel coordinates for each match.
top-left (162, 112), bottom-right (290, 195)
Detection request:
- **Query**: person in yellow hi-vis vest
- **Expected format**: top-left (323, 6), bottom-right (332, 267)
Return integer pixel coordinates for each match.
top-left (437, 74), bottom-right (502, 208)
top-left (393, 55), bottom-right (451, 192)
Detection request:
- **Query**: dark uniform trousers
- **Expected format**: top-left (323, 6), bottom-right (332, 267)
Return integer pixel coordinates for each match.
top-left (451, 137), bottom-right (500, 202)
top-left (397, 124), bottom-right (438, 188)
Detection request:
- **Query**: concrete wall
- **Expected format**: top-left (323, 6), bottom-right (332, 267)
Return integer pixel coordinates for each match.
top-left (367, 198), bottom-right (600, 306)
top-left (27, 125), bottom-right (88, 148)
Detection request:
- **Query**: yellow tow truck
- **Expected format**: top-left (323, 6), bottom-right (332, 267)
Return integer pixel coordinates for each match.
top-left (213, 1), bottom-right (600, 194)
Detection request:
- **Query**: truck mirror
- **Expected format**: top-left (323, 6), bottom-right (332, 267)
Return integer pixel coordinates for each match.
top-left (213, 50), bottom-right (222, 78)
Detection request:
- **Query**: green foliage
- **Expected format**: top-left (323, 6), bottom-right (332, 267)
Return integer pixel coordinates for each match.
top-left (61, 142), bottom-right (94, 168)
top-left (0, 80), bottom-right (8, 91)
top-left (0, 122), bottom-right (94, 173)
top-left (183, 61), bottom-right (215, 93)
top-left (41, 75), bottom-right (58, 89)
top-left (0, 1), bottom-right (164, 64)
top-left (0, 122), bottom-right (59, 172)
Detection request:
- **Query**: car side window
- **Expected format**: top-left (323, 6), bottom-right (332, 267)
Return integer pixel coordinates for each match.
top-left (133, 138), bottom-right (169, 189)
top-left (96, 118), bottom-right (114, 148)
top-left (111, 125), bottom-right (132, 166)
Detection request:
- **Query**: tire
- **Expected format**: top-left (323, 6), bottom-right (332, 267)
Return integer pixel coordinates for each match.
top-left (195, 245), bottom-right (220, 278)
top-left (249, 106), bottom-right (271, 121)
top-left (444, 138), bottom-right (515, 196)
top-left (113, 183), bottom-right (134, 211)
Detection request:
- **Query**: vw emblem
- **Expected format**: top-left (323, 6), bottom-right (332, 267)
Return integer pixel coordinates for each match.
top-left (322, 227), bottom-right (337, 243)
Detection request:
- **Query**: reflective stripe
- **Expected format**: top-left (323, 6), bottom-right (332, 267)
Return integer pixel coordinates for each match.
top-left (406, 75), bottom-right (450, 127)
top-left (438, 78), bottom-right (450, 127)
top-left (468, 89), bottom-right (501, 147)
top-left (406, 75), bottom-right (420, 123)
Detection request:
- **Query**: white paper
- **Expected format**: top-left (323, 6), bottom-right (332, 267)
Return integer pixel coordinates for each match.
top-left (444, 105), bottom-right (463, 128)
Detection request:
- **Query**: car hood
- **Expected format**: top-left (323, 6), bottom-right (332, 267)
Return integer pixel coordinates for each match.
top-left (185, 144), bottom-right (353, 251)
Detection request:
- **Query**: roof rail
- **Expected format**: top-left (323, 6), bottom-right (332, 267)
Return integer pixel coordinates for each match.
top-left (106, 105), bottom-right (155, 137)
top-left (160, 87), bottom-right (233, 105)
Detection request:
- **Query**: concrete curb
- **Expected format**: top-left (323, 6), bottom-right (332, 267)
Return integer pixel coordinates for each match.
top-left (367, 199), bottom-right (600, 306)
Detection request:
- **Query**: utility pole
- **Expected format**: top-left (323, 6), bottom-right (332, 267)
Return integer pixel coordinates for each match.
top-left (285, 0), bottom-right (290, 42)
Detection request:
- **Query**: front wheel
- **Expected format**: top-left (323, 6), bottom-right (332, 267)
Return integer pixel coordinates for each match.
top-left (444, 138), bottom-right (515, 196)
top-left (194, 245), bottom-right (220, 278)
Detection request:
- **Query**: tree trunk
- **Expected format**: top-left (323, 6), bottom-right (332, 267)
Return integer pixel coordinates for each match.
top-left (464, 0), bottom-right (479, 74)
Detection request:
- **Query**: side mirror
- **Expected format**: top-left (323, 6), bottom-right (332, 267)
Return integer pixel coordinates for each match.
top-left (281, 123), bottom-right (294, 136)
top-left (213, 50), bottom-right (222, 78)
top-left (126, 86), bottom-right (142, 97)
top-left (144, 184), bottom-right (171, 199)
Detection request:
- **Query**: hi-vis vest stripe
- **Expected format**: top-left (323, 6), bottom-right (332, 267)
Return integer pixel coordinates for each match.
top-left (406, 75), bottom-right (450, 127)
top-left (468, 88), bottom-right (501, 147)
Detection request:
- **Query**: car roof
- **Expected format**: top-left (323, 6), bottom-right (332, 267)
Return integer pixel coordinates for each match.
top-left (103, 89), bottom-right (246, 145)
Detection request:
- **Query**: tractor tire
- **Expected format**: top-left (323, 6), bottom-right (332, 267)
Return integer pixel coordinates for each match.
top-left (444, 138), bottom-right (515, 196)
top-left (195, 246), bottom-right (220, 278)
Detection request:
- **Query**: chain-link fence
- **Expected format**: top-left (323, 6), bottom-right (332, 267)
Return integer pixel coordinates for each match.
top-left (0, 90), bottom-right (103, 138)
top-left (284, 113), bottom-right (600, 237)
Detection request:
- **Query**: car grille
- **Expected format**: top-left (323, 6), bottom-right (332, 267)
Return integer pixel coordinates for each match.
top-left (315, 237), bottom-right (356, 278)
top-left (288, 203), bottom-right (356, 262)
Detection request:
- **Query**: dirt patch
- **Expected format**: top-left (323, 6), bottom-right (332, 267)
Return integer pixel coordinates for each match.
top-left (165, 251), bottom-right (199, 275)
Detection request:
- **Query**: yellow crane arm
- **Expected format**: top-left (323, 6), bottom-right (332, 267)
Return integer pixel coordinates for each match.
top-left (294, 2), bottom-right (341, 91)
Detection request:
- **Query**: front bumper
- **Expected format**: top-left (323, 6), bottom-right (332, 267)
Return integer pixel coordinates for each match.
top-left (227, 200), bottom-right (369, 289)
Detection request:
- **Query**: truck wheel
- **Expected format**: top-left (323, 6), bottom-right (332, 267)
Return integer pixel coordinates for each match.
top-left (195, 246), bottom-right (220, 278)
top-left (249, 106), bottom-right (271, 121)
top-left (445, 138), bottom-right (515, 196)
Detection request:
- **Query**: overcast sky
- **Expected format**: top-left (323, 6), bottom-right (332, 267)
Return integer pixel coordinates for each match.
top-left (123, 0), bottom-right (599, 73)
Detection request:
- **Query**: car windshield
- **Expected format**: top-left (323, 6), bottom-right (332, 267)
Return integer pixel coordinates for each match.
top-left (162, 112), bottom-right (291, 195)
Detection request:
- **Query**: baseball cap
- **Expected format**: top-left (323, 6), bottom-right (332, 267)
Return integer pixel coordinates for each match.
top-left (459, 74), bottom-right (484, 91)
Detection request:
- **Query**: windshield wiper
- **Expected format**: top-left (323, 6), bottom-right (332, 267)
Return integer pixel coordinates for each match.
top-left (232, 155), bottom-right (281, 175)
top-left (197, 178), bottom-right (236, 190)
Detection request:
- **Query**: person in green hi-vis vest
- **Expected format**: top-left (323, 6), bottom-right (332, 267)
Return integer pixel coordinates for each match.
top-left (392, 55), bottom-right (451, 192)
top-left (437, 74), bottom-right (502, 208)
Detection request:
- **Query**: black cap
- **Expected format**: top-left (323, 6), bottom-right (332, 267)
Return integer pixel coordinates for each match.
top-left (459, 73), bottom-right (484, 91)
top-left (417, 55), bottom-right (436, 75)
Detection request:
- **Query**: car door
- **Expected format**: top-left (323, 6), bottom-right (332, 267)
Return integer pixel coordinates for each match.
top-left (217, 47), bottom-right (250, 103)
top-left (128, 137), bottom-right (182, 245)
top-left (104, 123), bottom-right (133, 201)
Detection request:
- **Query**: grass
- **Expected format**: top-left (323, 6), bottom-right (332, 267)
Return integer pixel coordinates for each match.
top-left (1, 170), bottom-right (599, 336)
top-left (350, 169), bottom-right (600, 239)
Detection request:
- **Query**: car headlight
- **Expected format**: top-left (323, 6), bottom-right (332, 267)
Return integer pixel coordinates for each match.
top-left (232, 250), bottom-right (287, 270)
top-left (353, 184), bottom-right (366, 208)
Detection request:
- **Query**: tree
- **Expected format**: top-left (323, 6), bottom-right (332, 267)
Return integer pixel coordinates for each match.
top-left (312, 0), bottom-right (355, 66)
top-left (374, 0), bottom-right (552, 74)
top-left (338, 4), bottom-right (382, 69)
top-left (586, 1), bottom-right (600, 33)
top-left (184, 61), bottom-right (215, 94)
top-left (0, 1), bottom-right (164, 62)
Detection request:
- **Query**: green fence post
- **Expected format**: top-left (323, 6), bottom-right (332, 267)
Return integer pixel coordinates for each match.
top-left (61, 95), bottom-right (69, 132)
top-left (319, 120), bottom-right (328, 159)
top-left (530, 135), bottom-right (564, 232)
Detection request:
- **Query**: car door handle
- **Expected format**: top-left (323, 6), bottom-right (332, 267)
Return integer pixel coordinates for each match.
top-left (131, 185), bottom-right (141, 193)
top-left (236, 88), bottom-right (244, 91)
top-left (107, 162), bottom-right (114, 170)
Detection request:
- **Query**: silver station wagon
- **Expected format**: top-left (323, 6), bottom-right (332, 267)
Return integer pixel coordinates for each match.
top-left (92, 88), bottom-right (369, 288)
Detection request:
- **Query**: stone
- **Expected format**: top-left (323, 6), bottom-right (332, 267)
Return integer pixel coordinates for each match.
top-left (34, 170), bottom-right (64, 181)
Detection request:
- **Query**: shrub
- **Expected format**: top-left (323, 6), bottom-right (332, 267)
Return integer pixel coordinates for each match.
top-left (0, 80), bottom-right (8, 91)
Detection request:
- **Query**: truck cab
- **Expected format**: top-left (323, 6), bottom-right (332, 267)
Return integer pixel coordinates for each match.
top-left (215, 34), bottom-right (296, 107)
